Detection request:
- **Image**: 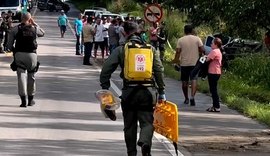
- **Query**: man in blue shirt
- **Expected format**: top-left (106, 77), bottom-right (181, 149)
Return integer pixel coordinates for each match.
top-left (74, 13), bottom-right (83, 55)
top-left (58, 10), bottom-right (68, 38)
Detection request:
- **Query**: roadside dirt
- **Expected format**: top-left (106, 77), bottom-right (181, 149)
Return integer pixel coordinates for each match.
top-left (181, 131), bottom-right (270, 155)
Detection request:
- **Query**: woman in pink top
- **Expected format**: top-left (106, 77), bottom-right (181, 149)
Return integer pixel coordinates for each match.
top-left (206, 38), bottom-right (222, 112)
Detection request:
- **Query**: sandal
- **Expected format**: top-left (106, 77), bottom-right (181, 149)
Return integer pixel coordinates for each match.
top-left (206, 107), bottom-right (220, 112)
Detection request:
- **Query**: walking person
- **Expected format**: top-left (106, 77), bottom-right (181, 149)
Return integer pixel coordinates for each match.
top-left (99, 21), bottom-right (166, 156)
top-left (7, 12), bottom-right (45, 107)
top-left (82, 17), bottom-right (95, 65)
top-left (206, 38), bottom-right (223, 112)
top-left (74, 13), bottom-right (83, 55)
top-left (57, 10), bottom-right (68, 38)
top-left (172, 25), bottom-right (204, 106)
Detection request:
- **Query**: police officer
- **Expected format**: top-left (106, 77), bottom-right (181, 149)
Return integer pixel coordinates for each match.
top-left (99, 21), bottom-right (166, 156)
top-left (7, 12), bottom-right (45, 107)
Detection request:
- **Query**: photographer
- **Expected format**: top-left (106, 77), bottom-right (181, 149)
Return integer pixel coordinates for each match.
top-left (7, 12), bottom-right (45, 107)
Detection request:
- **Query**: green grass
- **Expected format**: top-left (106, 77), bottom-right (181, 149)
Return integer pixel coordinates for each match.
top-left (70, 0), bottom-right (270, 128)
top-left (164, 59), bottom-right (270, 127)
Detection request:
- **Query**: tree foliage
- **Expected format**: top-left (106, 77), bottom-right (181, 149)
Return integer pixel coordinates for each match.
top-left (187, 0), bottom-right (270, 38)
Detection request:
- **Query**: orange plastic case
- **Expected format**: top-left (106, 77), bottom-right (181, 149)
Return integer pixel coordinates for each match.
top-left (154, 101), bottom-right (179, 143)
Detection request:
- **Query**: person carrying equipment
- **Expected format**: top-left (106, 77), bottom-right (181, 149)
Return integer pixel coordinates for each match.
top-left (99, 21), bottom-right (166, 156)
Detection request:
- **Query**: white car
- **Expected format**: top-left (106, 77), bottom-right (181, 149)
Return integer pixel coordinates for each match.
top-left (83, 9), bottom-right (105, 18)
top-left (101, 13), bottom-right (123, 20)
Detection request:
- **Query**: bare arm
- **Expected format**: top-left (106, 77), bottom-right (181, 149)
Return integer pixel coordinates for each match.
top-left (198, 46), bottom-right (205, 56)
top-left (172, 48), bottom-right (181, 64)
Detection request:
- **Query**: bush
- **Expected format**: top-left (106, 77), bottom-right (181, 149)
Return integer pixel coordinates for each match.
top-left (229, 54), bottom-right (270, 89)
top-left (107, 0), bottom-right (142, 14)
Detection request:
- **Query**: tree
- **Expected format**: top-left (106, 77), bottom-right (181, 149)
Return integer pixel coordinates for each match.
top-left (188, 0), bottom-right (270, 39)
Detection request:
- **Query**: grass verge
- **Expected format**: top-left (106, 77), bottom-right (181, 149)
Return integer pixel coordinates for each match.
top-left (164, 57), bottom-right (270, 127)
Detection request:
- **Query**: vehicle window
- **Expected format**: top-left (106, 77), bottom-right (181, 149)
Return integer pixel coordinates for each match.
top-left (0, 0), bottom-right (19, 7)
top-left (85, 11), bottom-right (95, 17)
top-left (205, 36), bottom-right (214, 47)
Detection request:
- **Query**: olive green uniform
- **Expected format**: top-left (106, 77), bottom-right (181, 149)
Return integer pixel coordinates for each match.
top-left (100, 35), bottom-right (165, 156)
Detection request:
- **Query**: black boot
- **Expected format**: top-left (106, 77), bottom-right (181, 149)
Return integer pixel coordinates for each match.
top-left (28, 95), bottom-right (35, 106)
top-left (141, 144), bottom-right (151, 156)
top-left (20, 96), bottom-right (27, 107)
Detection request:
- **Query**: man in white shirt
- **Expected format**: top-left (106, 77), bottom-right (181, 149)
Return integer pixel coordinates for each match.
top-left (82, 17), bottom-right (95, 65)
top-left (94, 17), bottom-right (105, 61)
top-left (102, 17), bottom-right (110, 56)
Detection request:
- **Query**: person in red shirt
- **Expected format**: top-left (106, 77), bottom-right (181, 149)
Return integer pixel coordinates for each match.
top-left (264, 31), bottom-right (270, 53)
top-left (206, 38), bottom-right (222, 112)
top-left (149, 22), bottom-right (159, 50)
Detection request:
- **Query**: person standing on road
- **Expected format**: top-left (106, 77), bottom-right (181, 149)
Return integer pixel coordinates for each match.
top-left (117, 20), bottom-right (126, 46)
top-left (0, 12), bottom-right (6, 53)
top-left (172, 25), bottom-right (204, 106)
top-left (99, 21), bottom-right (166, 156)
top-left (206, 38), bottom-right (222, 112)
top-left (102, 17), bottom-right (110, 56)
top-left (108, 19), bottom-right (119, 54)
top-left (74, 13), bottom-right (83, 55)
top-left (58, 10), bottom-right (68, 38)
top-left (149, 22), bottom-right (159, 50)
top-left (7, 12), bottom-right (45, 107)
top-left (3, 10), bottom-right (13, 52)
top-left (93, 17), bottom-right (105, 61)
top-left (82, 17), bottom-right (95, 65)
top-left (157, 21), bottom-right (168, 62)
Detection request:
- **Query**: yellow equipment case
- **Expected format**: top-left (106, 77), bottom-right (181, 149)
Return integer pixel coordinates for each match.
top-left (154, 100), bottom-right (179, 155)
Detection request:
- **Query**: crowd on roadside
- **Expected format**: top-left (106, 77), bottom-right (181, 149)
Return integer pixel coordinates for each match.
top-left (57, 11), bottom-right (168, 65)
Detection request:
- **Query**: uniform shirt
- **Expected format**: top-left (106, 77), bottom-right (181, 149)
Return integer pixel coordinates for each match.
top-left (74, 19), bottom-right (83, 35)
top-left (94, 24), bottom-right (104, 42)
top-left (176, 35), bottom-right (203, 66)
top-left (58, 15), bottom-right (67, 26)
top-left (100, 35), bottom-right (165, 94)
top-left (207, 48), bottom-right (222, 74)
top-left (83, 23), bottom-right (95, 43)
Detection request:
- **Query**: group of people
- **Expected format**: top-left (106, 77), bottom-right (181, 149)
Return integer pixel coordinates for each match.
top-left (0, 11), bottom-right (13, 53)
top-left (5, 9), bottom-right (224, 156)
top-left (59, 11), bottom-right (169, 66)
top-left (172, 25), bottom-right (223, 112)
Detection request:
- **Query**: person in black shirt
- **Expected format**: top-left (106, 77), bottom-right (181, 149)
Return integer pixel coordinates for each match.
top-left (157, 22), bottom-right (168, 62)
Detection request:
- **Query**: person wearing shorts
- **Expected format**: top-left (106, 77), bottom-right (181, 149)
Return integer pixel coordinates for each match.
top-left (58, 10), bottom-right (68, 38)
top-left (173, 25), bottom-right (204, 106)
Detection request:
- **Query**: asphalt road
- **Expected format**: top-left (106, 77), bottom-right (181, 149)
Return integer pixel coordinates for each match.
top-left (0, 3), bottom-right (269, 156)
top-left (0, 5), bottom-right (173, 156)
